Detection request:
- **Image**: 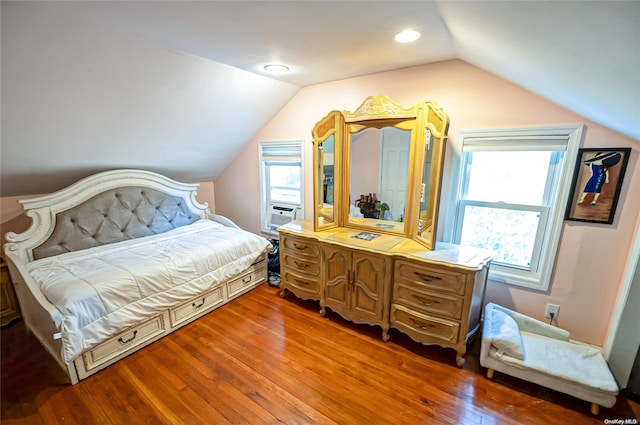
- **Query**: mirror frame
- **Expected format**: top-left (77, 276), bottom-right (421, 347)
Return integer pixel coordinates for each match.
top-left (413, 101), bottom-right (449, 249)
top-left (312, 110), bottom-right (343, 231)
top-left (312, 95), bottom-right (448, 250)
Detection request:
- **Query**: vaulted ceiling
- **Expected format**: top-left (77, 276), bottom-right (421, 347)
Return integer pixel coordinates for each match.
top-left (1, 1), bottom-right (638, 196)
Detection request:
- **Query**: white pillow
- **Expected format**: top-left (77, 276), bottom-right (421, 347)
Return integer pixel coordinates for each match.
top-left (491, 309), bottom-right (526, 360)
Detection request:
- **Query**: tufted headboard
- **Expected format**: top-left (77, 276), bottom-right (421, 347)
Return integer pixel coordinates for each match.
top-left (33, 186), bottom-right (199, 259)
top-left (4, 170), bottom-right (210, 263)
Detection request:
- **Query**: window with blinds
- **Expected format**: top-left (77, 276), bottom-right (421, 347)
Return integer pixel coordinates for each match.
top-left (258, 140), bottom-right (304, 233)
top-left (445, 126), bottom-right (583, 290)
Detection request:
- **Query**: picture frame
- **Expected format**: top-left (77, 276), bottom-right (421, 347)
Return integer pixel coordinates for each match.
top-left (565, 147), bottom-right (631, 224)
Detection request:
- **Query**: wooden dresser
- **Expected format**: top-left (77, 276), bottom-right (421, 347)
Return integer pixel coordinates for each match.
top-left (279, 222), bottom-right (492, 366)
top-left (286, 96), bottom-right (493, 366)
top-left (1, 256), bottom-right (21, 327)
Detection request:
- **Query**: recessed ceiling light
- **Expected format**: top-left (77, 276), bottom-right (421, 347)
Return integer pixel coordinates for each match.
top-left (394, 30), bottom-right (421, 43)
top-left (264, 64), bottom-right (290, 74)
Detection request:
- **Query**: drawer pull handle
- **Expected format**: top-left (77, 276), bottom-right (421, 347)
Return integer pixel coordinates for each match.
top-left (410, 318), bottom-right (435, 331)
top-left (294, 261), bottom-right (308, 269)
top-left (118, 330), bottom-right (138, 345)
top-left (192, 298), bottom-right (206, 308)
top-left (294, 278), bottom-right (310, 286)
top-left (242, 275), bottom-right (253, 284)
top-left (414, 272), bottom-right (442, 283)
top-left (293, 243), bottom-right (308, 251)
top-left (412, 295), bottom-right (439, 306)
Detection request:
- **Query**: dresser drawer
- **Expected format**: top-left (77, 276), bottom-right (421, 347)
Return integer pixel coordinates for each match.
top-left (81, 314), bottom-right (168, 372)
top-left (390, 304), bottom-right (459, 344)
top-left (281, 270), bottom-right (320, 296)
top-left (394, 260), bottom-right (467, 296)
top-left (281, 235), bottom-right (320, 258)
top-left (281, 253), bottom-right (320, 278)
top-left (170, 286), bottom-right (225, 327)
top-left (228, 262), bottom-right (267, 299)
top-left (393, 283), bottom-right (463, 320)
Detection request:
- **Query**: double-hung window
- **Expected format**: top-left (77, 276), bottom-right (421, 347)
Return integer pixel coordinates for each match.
top-left (258, 140), bottom-right (304, 233)
top-left (445, 126), bottom-right (583, 290)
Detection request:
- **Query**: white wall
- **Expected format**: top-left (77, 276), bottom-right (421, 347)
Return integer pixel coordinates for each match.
top-left (1, 1), bottom-right (298, 196)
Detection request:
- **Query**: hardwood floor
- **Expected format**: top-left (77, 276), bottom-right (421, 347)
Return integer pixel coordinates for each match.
top-left (2, 283), bottom-right (638, 424)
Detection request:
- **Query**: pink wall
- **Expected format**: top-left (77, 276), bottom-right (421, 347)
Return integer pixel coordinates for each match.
top-left (214, 59), bottom-right (639, 346)
top-left (0, 181), bottom-right (216, 242)
top-left (197, 181), bottom-right (216, 214)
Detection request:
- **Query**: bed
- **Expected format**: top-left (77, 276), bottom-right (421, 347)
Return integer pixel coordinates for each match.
top-left (3, 169), bottom-right (271, 384)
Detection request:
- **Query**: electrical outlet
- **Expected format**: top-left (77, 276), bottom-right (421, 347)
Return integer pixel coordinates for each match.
top-left (545, 303), bottom-right (560, 319)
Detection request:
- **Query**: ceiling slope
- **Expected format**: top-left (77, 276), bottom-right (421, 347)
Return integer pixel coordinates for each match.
top-left (437, 0), bottom-right (640, 142)
top-left (1, 1), bottom-right (638, 197)
top-left (0, 1), bottom-right (299, 196)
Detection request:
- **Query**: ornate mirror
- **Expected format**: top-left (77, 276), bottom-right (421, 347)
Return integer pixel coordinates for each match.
top-left (311, 96), bottom-right (448, 250)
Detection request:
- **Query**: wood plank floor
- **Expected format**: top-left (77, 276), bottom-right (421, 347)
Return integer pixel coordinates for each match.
top-left (2, 283), bottom-right (638, 425)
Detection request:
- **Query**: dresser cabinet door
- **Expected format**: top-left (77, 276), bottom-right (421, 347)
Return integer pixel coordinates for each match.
top-left (352, 252), bottom-right (388, 320)
top-left (322, 245), bottom-right (391, 339)
top-left (323, 245), bottom-right (351, 311)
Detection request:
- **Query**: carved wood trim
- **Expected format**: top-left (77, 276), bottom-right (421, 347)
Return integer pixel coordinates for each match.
top-left (344, 95), bottom-right (416, 122)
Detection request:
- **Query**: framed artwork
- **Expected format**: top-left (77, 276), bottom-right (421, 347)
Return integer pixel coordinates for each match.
top-left (565, 147), bottom-right (631, 224)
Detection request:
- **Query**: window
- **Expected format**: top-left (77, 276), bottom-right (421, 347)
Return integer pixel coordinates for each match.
top-left (258, 140), bottom-right (304, 233)
top-left (445, 126), bottom-right (583, 290)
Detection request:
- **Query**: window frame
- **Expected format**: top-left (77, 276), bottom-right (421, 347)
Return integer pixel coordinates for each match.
top-left (443, 126), bottom-right (583, 291)
top-left (258, 140), bottom-right (304, 234)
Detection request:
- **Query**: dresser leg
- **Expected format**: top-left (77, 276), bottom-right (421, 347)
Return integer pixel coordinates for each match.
top-left (382, 329), bottom-right (390, 342)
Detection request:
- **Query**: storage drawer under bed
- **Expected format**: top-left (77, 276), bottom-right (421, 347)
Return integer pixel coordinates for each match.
top-left (78, 313), bottom-right (169, 373)
top-left (170, 286), bottom-right (226, 327)
top-left (227, 260), bottom-right (267, 300)
top-left (171, 258), bottom-right (267, 327)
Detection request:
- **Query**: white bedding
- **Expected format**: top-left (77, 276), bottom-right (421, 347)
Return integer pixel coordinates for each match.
top-left (28, 219), bottom-right (270, 364)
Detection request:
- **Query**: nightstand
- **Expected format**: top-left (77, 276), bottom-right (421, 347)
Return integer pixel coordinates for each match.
top-left (1, 256), bottom-right (21, 326)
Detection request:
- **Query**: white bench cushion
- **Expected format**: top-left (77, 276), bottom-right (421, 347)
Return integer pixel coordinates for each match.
top-left (492, 331), bottom-right (619, 395)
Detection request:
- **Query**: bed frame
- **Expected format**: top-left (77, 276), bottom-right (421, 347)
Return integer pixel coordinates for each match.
top-left (3, 169), bottom-right (267, 384)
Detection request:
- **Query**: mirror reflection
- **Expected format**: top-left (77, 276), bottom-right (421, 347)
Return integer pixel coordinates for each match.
top-left (418, 130), bottom-right (433, 237)
top-left (348, 127), bottom-right (411, 232)
top-left (317, 134), bottom-right (335, 226)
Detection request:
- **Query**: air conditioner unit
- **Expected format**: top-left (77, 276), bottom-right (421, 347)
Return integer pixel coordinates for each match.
top-left (268, 203), bottom-right (297, 231)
